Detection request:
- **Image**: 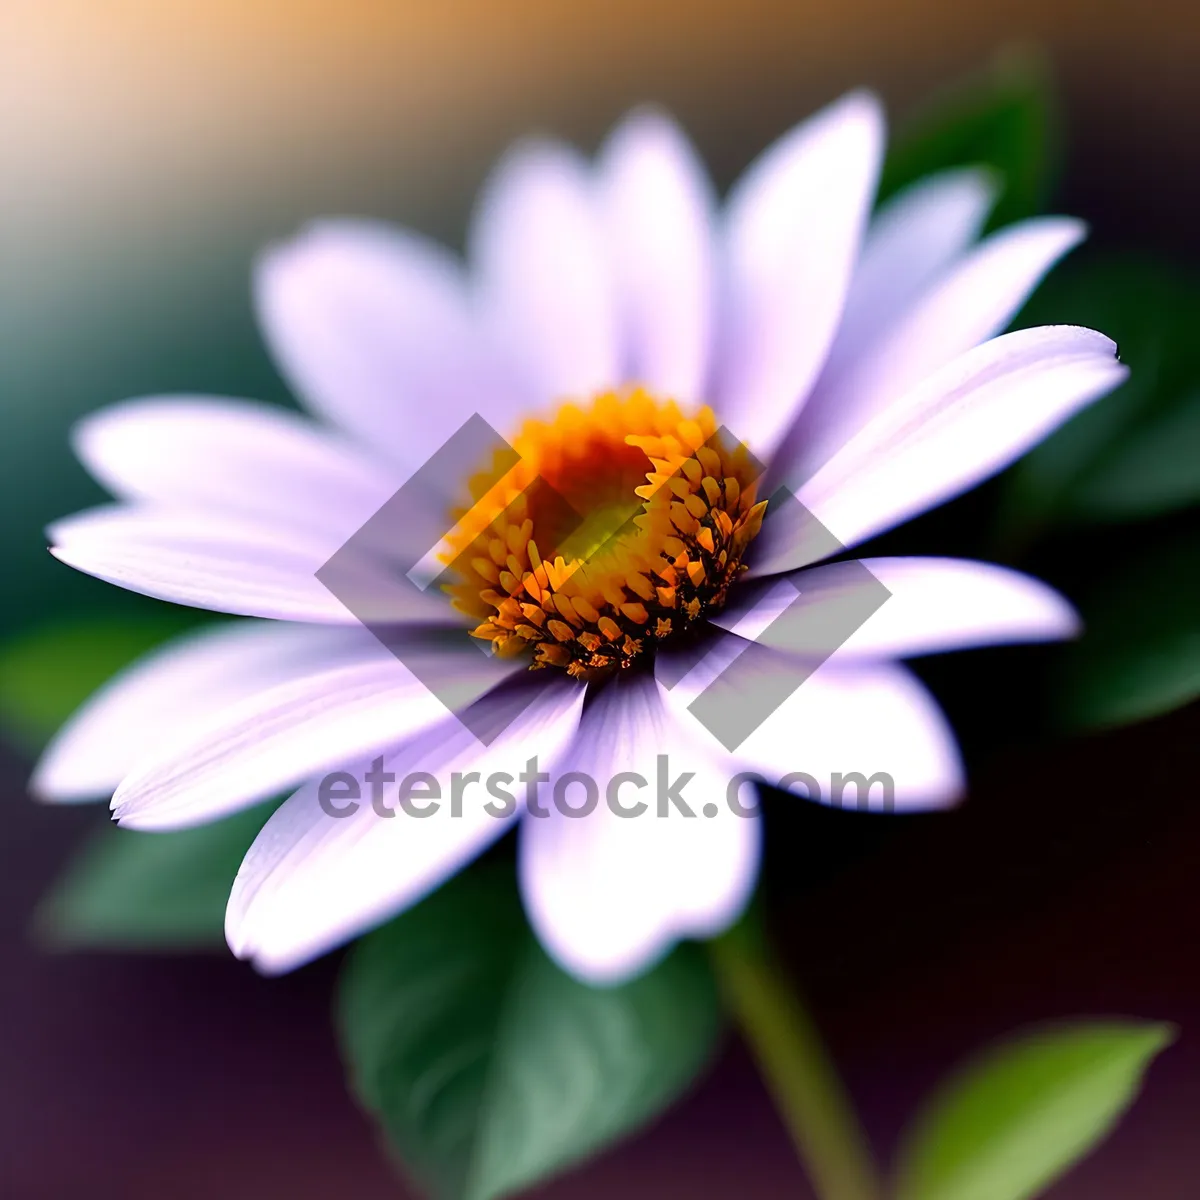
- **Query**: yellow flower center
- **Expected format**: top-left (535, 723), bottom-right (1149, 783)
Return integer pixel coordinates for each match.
top-left (443, 389), bottom-right (767, 680)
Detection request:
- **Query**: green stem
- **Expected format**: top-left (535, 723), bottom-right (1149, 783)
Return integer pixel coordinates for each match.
top-left (709, 919), bottom-right (880, 1200)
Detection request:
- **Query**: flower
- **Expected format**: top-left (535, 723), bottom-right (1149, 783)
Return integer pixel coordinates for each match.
top-left (35, 92), bottom-right (1126, 985)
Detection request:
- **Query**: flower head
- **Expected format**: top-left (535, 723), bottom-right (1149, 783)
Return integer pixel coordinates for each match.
top-left (445, 390), bottom-right (767, 676)
top-left (36, 93), bottom-right (1125, 984)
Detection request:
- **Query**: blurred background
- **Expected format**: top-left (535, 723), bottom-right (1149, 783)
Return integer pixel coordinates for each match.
top-left (2, 1), bottom-right (1198, 1196)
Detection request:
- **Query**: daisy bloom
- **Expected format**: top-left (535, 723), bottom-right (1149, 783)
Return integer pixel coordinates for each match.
top-left (35, 92), bottom-right (1126, 985)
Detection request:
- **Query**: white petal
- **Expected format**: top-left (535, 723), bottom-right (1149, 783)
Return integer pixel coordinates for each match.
top-left (112, 642), bottom-right (521, 830)
top-left (50, 507), bottom-right (452, 625)
top-left (520, 673), bottom-right (760, 985)
top-left (255, 220), bottom-right (527, 469)
top-left (48, 504), bottom-right (313, 550)
top-left (786, 216), bottom-right (1086, 482)
top-left (771, 326), bottom-right (1129, 565)
top-left (471, 141), bottom-right (620, 406)
top-left (72, 396), bottom-right (402, 541)
top-left (665, 643), bottom-right (963, 811)
top-left (226, 678), bottom-right (585, 974)
top-left (599, 109), bottom-right (716, 404)
top-left (31, 622), bottom-right (371, 802)
top-left (715, 557), bottom-right (1079, 660)
top-left (714, 91), bottom-right (884, 457)
top-left (824, 168), bottom-right (997, 375)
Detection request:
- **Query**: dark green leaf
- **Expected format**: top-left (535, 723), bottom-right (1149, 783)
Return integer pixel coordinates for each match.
top-left (1002, 258), bottom-right (1200, 534)
top-left (894, 1021), bottom-right (1174, 1200)
top-left (38, 803), bottom-right (274, 949)
top-left (879, 48), bottom-right (1056, 229)
top-left (1067, 390), bottom-right (1200, 521)
top-left (1056, 534), bottom-right (1200, 728)
top-left (0, 612), bottom-right (201, 751)
top-left (337, 864), bottom-right (722, 1200)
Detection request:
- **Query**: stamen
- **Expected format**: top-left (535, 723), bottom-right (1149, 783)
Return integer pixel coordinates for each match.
top-left (444, 388), bottom-right (765, 680)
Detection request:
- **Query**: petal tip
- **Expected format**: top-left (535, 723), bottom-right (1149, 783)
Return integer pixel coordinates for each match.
top-left (25, 760), bottom-right (82, 804)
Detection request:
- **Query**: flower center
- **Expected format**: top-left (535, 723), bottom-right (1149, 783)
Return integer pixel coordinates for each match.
top-left (443, 389), bottom-right (766, 680)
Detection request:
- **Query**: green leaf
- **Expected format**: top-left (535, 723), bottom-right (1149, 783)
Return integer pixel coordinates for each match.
top-left (37, 803), bottom-right (274, 948)
top-left (337, 864), bottom-right (722, 1200)
top-left (0, 612), bottom-right (201, 751)
top-left (894, 1021), bottom-right (1174, 1200)
top-left (879, 48), bottom-right (1056, 229)
top-left (1056, 534), bottom-right (1200, 729)
top-left (1002, 258), bottom-right (1200, 534)
top-left (1067, 390), bottom-right (1200, 521)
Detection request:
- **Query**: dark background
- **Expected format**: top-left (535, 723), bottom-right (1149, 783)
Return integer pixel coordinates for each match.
top-left (2, 1), bottom-right (1198, 1195)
